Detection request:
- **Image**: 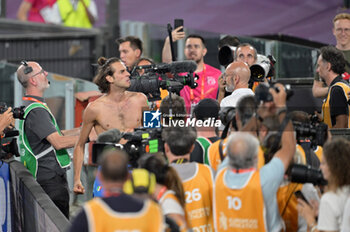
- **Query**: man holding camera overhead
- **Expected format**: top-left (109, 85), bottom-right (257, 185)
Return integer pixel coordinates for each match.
top-left (17, 61), bottom-right (80, 218)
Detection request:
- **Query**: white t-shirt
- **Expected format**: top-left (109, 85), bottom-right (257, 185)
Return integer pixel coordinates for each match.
top-left (159, 190), bottom-right (185, 216)
top-left (220, 88), bottom-right (255, 108)
top-left (318, 186), bottom-right (350, 231)
top-left (341, 196), bottom-right (350, 232)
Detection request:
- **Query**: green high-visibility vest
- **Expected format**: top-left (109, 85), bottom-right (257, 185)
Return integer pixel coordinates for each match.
top-left (19, 103), bottom-right (71, 178)
top-left (197, 137), bottom-right (213, 165)
top-left (57, 0), bottom-right (92, 28)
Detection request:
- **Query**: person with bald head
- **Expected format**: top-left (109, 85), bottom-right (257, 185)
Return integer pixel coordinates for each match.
top-left (17, 61), bottom-right (80, 218)
top-left (220, 61), bottom-right (254, 108)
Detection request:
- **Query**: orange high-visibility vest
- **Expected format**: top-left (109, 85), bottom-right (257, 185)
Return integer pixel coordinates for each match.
top-left (214, 168), bottom-right (267, 232)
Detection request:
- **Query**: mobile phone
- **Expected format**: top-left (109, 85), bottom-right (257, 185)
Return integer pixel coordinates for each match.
top-left (174, 19), bottom-right (184, 32)
top-left (294, 190), bottom-right (309, 205)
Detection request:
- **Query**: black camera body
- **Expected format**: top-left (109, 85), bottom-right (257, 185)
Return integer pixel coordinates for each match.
top-left (0, 102), bottom-right (25, 120)
top-left (254, 82), bottom-right (294, 104)
top-left (92, 127), bottom-right (164, 168)
top-left (128, 61), bottom-right (198, 101)
top-left (290, 164), bottom-right (327, 186)
top-left (293, 121), bottom-right (328, 147)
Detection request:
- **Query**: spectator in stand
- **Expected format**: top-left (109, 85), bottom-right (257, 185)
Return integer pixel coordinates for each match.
top-left (17, 0), bottom-right (60, 24)
top-left (313, 13), bottom-right (350, 98)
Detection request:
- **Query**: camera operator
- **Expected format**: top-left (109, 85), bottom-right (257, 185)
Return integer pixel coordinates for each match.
top-left (116, 36), bottom-right (143, 72)
top-left (0, 107), bottom-right (14, 136)
top-left (298, 138), bottom-right (350, 232)
top-left (17, 61), bottom-right (80, 218)
top-left (73, 57), bottom-right (148, 195)
top-left (317, 46), bottom-right (350, 128)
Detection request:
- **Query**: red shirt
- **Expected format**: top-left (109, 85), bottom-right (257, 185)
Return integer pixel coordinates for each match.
top-left (26, 0), bottom-right (56, 23)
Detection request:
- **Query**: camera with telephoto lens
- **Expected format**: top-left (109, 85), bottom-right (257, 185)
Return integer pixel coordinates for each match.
top-left (254, 82), bottom-right (294, 104)
top-left (0, 102), bottom-right (25, 120)
top-left (250, 54), bottom-right (276, 82)
top-left (92, 128), bottom-right (164, 168)
top-left (128, 61), bottom-right (198, 101)
top-left (290, 164), bottom-right (327, 186)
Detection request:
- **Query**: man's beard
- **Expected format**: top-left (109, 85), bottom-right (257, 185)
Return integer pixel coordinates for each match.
top-left (225, 84), bottom-right (234, 92)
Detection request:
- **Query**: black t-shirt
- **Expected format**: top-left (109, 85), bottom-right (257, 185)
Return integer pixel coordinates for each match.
top-left (190, 136), bottom-right (220, 163)
top-left (23, 95), bottom-right (65, 181)
top-left (69, 194), bottom-right (145, 232)
top-left (328, 76), bottom-right (349, 126)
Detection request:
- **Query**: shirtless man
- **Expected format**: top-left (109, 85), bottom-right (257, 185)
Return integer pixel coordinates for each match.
top-left (73, 57), bottom-right (148, 194)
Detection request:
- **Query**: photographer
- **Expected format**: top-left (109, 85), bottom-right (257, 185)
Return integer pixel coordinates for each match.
top-left (0, 107), bottom-right (14, 136)
top-left (207, 96), bottom-right (265, 171)
top-left (162, 126), bottom-right (214, 232)
top-left (219, 61), bottom-right (254, 108)
top-left (318, 46), bottom-right (350, 128)
top-left (298, 138), bottom-right (350, 232)
top-left (17, 61), bottom-right (80, 218)
top-left (214, 97), bottom-right (295, 232)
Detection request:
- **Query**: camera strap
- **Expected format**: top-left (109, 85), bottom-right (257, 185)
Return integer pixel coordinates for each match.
top-left (219, 139), bottom-right (225, 162)
top-left (270, 114), bottom-right (291, 154)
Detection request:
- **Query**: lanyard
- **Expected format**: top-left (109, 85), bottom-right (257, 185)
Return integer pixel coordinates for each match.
top-left (22, 96), bottom-right (50, 112)
top-left (190, 64), bottom-right (206, 102)
top-left (22, 97), bottom-right (47, 106)
top-left (230, 167), bottom-right (256, 174)
top-left (156, 186), bottom-right (168, 201)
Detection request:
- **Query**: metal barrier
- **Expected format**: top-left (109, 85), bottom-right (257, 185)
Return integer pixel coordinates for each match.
top-left (2, 159), bottom-right (70, 232)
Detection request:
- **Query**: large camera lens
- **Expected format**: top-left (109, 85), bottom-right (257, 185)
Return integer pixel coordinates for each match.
top-left (290, 164), bottom-right (327, 185)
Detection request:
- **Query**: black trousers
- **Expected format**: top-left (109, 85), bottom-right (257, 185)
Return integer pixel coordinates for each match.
top-left (38, 173), bottom-right (70, 219)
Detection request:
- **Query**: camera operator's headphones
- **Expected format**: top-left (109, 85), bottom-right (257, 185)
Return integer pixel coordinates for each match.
top-left (123, 168), bottom-right (156, 195)
top-left (21, 60), bottom-right (33, 74)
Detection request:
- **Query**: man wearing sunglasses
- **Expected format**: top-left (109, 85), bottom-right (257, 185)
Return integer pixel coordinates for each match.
top-left (16, 61), bottom-right (80, 218)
